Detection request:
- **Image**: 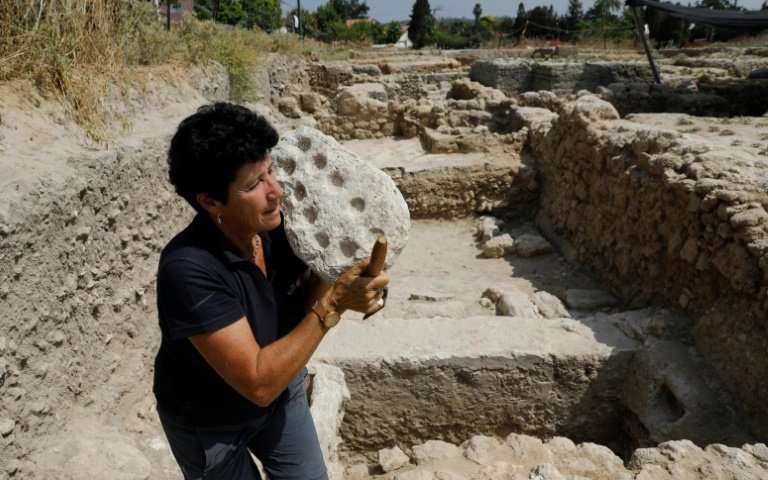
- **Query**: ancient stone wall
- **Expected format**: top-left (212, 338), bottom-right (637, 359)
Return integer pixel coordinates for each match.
top-left (470, 59), bottom-right (652, 95)
top-left (530, 96), bottom-right (768, 439)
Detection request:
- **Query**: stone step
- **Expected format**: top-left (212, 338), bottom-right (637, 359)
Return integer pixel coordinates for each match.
top-left (313, 315), bottom-right (639, 457)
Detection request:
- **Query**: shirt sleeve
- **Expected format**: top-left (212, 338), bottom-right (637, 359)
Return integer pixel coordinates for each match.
top-left (157, 257), bottom-right (245, 341)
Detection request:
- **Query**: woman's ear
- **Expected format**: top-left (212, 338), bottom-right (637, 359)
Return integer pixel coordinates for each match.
top-left (196, 192), bottom-right (221, 217)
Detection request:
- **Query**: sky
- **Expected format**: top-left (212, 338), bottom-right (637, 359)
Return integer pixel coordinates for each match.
top-left (294, 0), bottom-right (766, 20)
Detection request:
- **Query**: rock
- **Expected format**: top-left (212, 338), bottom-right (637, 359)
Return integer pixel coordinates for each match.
top-left (448, 79), bottom-right (482, 100)
top-left (379, 446), bottom-right (411, 472)
top-left (511, 107), bottom-right (558, 132)
top-left (420, 128), bottom-right (459, 154)
top-left (277, 96), bottom-right (302, 119)
top-left (345, 463), bottom-right (371, 480)
top-left (623, 340), bottom-right (751, 447)
top-left (528, 464), bottom-right (565, 480)
top-left (413, 440), bottom-right (463, 464)
top-left (496, 293), bottom-right (538, 318)
top-left (32, 420), bottom-right (151, 480)
top-left (564, 289), bottom-right (618, 310)
top-left (514, 234), bottom-right (553, 257)
top-left (335, 83), bottom-right (388, 116)
top-left (0, 418), bottom-right (14, 437)
top-left (272, 127), bottom-right (410, 281)
top-left (480, 234), bottom-right (515, 258)
top-left (573, 95), bottom-right (619, 122)
top-left (299, 92), bottom-right (322, 113)
top-left (473, 461), bottom-right (524, 480)
top-left (474, 216), bottom-right (504, 242)
top-left (463, 435), bottom-right (508, 466)
top-left (352, 64), bottom-right (382, 77)
top-left (531, 291), bottom-right (569, 319)
top-left (308, 363), bottom-right (350, 462)
top-left (505, 433), bottom-right (554, 467)
top-left (433, 471), bottom-right (467, 480)
top-left (394, 469), bottom-right (435, 480)
top-left (46, 330), bottom-right (66, 346)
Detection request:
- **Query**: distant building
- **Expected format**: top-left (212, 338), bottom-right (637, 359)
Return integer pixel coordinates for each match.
top-left (156, 0), bottom-right (195, 24)
top-left (395, 30), bottom-right (412, 49)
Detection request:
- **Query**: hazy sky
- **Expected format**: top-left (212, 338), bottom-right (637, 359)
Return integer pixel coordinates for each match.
top-left (294, 0), bottom-right (766, 20)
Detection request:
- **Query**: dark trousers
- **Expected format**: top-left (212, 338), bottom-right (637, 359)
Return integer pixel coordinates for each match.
top-left (158, 371), bottom-right (328, 480)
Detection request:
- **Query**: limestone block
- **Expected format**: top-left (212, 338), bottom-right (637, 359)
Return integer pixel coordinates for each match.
top-left (531, 291), bottom-right (569, 319)
top-left (528, 464), bottom-right (565, 480)
top-left (308, 363), bottom-right (350, 462)
top-left (510, 107), bottom-right (558, 133)
top-left (420, 128), bottom-right (459, 154)
top-left (315, 316), bottom-right (638, 456)
top-left (272, 127), bottom-right (410, 281)
top-left (472, 461), bottom-right (525, 480)
top-left (480, 234), bottom-right (515, 258)
top-left (413, 440), bottom-right (463, 464)
top-left (300, 92), bottom-right (322, 113)
top-left (463, 435), bottom-right (509, 466)
top-left (564, 289), bottom-right (618, 310)
top-left (504, 433), bottom-right (553, 468)
top-left (395, 469), bottom-right (436, 480)
top-left (335, 83), bottom-right (388, 116)
top-left (278, 96), bottom-right (302, 119)
top-left (379, 446), bottom-right (411, 472)
top-left (496, 293), bottom-right (538, 318)
top-left (514, 234), bottom-right (553, 257)
top-left (572, 95), bottom-right (619, 123)
top-left (622, 340), bottom-right (751, 447)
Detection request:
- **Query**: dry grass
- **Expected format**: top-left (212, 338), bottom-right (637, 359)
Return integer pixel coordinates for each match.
top-left (0, 1), bottom-right (339, 139)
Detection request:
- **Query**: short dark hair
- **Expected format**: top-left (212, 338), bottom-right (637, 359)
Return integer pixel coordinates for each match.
top-left (167, 102), bottom-right (279, 212)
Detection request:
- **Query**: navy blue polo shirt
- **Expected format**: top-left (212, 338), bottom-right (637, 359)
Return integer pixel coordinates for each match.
top-left (153, 213), bottom-right (310, 428)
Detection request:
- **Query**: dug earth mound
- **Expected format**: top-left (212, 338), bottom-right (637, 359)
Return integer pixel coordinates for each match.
top-left (1, 47), bottom-right (768, 479)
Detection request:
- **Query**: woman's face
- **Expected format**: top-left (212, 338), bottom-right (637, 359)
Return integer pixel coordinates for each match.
top-left (219, 156), bottom-right (283, 235)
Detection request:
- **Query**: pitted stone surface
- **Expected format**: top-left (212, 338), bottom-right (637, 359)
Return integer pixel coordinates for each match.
top-left (272, 127), bottom-right (410, 281)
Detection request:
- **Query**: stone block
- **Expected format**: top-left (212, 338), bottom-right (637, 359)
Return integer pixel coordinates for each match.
top-left (272, 127), bottom-right (411, 281)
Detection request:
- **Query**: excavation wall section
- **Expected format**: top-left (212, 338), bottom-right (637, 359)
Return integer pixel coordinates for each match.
top-left (531, 96), bottom-right (768, 439)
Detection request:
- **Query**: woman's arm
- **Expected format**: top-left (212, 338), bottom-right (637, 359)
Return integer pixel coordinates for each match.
top-left (189, 257), bottom-right (389, 407)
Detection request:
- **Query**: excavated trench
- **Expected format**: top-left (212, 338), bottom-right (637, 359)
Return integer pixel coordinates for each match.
top-left (2, 49), bottom-right (768, 479)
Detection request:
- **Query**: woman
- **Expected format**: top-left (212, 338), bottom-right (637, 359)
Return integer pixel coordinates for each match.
top-left (153, 102), bottom-right (389, 479)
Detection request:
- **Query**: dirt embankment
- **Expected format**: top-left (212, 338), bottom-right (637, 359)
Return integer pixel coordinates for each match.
top-left (0, 62), bottom-right (232, 477)
top-left (529, 95), bottom-right (768, 438)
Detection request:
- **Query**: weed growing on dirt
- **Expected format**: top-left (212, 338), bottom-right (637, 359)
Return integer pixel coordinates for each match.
top-left (0, 1), bottom-right (338, 139)
top-left (719, 129), bottom-right (736, 136)
top-left (676, 117), bottom-right (695, 126)
top-left (681, 127), bottom-right (701, 134)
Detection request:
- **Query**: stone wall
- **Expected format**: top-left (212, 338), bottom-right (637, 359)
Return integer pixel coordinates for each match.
top-left (470, 59), bottom-right (652, 95)
top-left (606, 79), bottom-right (768, 117)
top-left (530, 95), bottom-right (768, 439)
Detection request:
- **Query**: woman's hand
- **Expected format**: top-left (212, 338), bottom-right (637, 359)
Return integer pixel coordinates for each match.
top-left (324, 257), bottom-right (390, 316)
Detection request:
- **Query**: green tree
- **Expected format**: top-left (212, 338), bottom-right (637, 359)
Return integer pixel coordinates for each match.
top-left (512, 2), bottom-right (527, 37)
top-left (762, 0), bottom-right (767, 10)
top-left (329, 0), bottom-right (370, 20)
top-left (243, 0), bottom-right (281, 31)
top-left (564, 0), bottom-right (583, 33)
top-left (194, 0), bottom-right (281, 31)
top-left (473, 3), bottom-right (483, 26)
top-left (382, 21), bottom-right (403, 43)
top-left (408, 0), bottom-right (436, 49)
top-left (315, 2), bottom-right (345, 41)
